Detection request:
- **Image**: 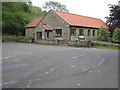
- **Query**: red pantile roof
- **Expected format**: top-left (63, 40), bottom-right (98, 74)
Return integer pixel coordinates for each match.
top-left (54, 10), bottom-right (109, 29)
top-left (25, 17), bottom-right (43, 28)
top-left (42, 24), bottom-right (52, 30)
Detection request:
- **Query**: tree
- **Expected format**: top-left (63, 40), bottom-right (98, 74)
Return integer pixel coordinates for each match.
top-left (106, 2), bottom-right (120, 36)
top-left (2, 2), bottom-right (46, 35)
top-left (112, 28), bottom-right (120, 43)
top-left (97, 27), bottom-right (110, 42)
top-left (42, 1), bottom-right (69, 12)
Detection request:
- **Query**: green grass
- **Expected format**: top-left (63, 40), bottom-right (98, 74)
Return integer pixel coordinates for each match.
top-left (92, 45), bottom-right (120, 50)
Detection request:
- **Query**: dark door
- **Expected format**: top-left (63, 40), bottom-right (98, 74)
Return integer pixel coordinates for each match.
top-left (37, 32), bottom-right (42, 39)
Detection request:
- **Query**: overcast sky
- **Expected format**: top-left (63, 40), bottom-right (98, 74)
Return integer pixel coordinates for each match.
top-left (32, 0), bottom-right (119, 22)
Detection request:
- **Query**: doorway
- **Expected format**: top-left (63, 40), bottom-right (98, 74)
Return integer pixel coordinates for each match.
top-left (37, 32), bottom-right (42, 39)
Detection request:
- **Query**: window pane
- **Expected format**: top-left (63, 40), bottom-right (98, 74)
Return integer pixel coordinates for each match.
top-left (88, 30), bottom-right (91, 36)
top-left (47, 32), bottom-right (49, 37)
top-left (55, 29), bottom-right (62, 37)
top-left (79, 29), bottom-right (84, 36)
top-left (93, 30), bottom-right (95, 36)
top-left (71, 29), bottom-right (76, 36)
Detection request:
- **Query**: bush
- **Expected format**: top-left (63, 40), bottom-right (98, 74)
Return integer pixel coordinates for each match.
top-left (97, 27), bottom-right (110, 42)
top-left (13, 36), bottom-right (29, 40)
top-left (112, 28), bottom-right (120, 43)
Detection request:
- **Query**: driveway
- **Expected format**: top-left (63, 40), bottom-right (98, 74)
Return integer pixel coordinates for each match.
top-left (2, 42), bottom-right (118, 88)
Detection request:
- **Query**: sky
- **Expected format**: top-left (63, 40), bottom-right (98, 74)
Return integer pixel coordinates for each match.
top-left (32, 0), bottom-right (119, 22)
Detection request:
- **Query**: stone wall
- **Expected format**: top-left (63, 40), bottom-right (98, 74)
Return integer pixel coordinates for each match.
top-left (16, 38), bottom-right (33, 43)
top-left (37, 40), bottom-right (58, 45)
top-left (68, 40), bottom-right (91, 47)
top-left (37, 40), bottom-right (91, 47)
top-left (25, 28), bottom-right (34, 38)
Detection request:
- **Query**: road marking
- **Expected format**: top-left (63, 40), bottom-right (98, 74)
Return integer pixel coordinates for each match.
top-left (82, 68), bottom-right (87, 71)
top-left (72, 57), bottom-right (78, 59)
top-left (89, 70), bottom-right (92, 72)
top-left (36, 78), bottom-right (40, 81)
top-left (50, 68), bottom-right (54, 71)
top-left (77, 83), bottom-right (81, 86)
top-left (43, 60), bottom-right (47, 61)
top-left (4, 56), bottom-right (12, 59)
top-left (14, 60), bottom-right (19, 61)
top-left (27, 85), bottom-right (30, 88)
top-left (97, 70), bottom-right (100, 73)
top-left (4, 82), bottom-right (8, 85)
top-left (72, 65), bottom-right (76, 68)
top-left (45, 72), bottom-right (49, 74)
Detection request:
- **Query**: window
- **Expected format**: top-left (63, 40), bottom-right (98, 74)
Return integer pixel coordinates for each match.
top-left (71, 29), bottom-right (76, 36)
top-left (93, 30), bottom-right (95, 36)
top-left (47, 32), bottom-right (49, 37)
top-left (55, 29), bottom-right (62, 37)
top-left (88, 30), bottom-right (91, 36)
top-left (79, 29), bottom-right (84, 36)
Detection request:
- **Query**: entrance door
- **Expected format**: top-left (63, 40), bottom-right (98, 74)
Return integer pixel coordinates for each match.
top-left (37, 32), bottom-right (42, 39)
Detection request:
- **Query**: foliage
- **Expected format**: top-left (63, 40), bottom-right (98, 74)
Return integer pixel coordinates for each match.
top-left (2, 2), bottom-right (46, 35)
top-left (91, 42), bottom-right (120, 50)
top-left (97, 27), bottom-right (110, 42)
top-left (43, 1), bottom-right (69, 12)
top-left (105, 2), bottom-right (120, 36)
top-left (112, 28), bottom-right (120, 43)
top-left (92, 45), bottom-right (120, 50)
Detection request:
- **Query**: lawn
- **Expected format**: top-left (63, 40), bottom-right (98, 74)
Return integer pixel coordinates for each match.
top-left (92, 45), bottom-right (120, 50)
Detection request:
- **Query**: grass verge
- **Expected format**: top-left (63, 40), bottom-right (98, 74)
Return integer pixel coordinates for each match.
top-left (92, 45), bottom-right (120, 50)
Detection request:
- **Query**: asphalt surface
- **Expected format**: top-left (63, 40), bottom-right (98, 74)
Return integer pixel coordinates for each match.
top-left (2, 42), bottom-right (118, 88)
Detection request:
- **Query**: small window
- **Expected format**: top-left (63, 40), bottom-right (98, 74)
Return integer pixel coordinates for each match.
top-left (88, 30), bottom-right (91, 36)
top-left (71, 29), bottom-right (76, 36)
top-left (79, 29), bottom-right (84, 36)
top-left (55, 29), bottom-right (62, 37)
top-left (93, 30), bottom-right (95, 36)
top-left (47, 32), bottom-right (49, 37)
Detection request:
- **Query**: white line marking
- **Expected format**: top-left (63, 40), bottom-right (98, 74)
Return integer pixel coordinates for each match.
top-left (72, 65), bottom-right (76, 68)
top-left (45, 72), bottom-right (49, 74)
top-left (14, 60), bottom-right (19, 61)
top-left (72, 57), bottom-right (78, 59)
top-left (77, 83), bottom-right (81, 86)
top-left (36, 78), bottom-right (40, 81)
top-left (43, 60), bottom-right (47, 61)
top-left (50, 68), bottom-right (54, 71)
top-left (4, 56), bottom-right (12, 59)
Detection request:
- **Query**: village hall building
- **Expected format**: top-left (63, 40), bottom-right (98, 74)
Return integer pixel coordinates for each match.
top-left (25, 10), bottom-right (109, 42)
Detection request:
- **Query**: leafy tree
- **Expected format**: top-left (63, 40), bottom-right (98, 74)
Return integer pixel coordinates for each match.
top-left (106, 2), bottom-right (120, 36)
top-left (97, 27), bottom-right (110, 42)
top-left (2, 2), bottom-right (46, 35)
top-left (43, 1), bottom-right (69, 12)
top-left (112, 28), bottom-right (120, 43)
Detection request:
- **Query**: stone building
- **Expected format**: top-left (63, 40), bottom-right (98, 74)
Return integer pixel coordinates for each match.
top-left (25, 17), bottom-right (43, 39)
top-left (25, 10), bottom-right (109, 42)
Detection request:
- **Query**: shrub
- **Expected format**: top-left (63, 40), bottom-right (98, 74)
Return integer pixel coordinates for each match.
top-left (97, 26), bottom-right (110, 42)
top-left (112, 28), bottom-right (120, 43)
